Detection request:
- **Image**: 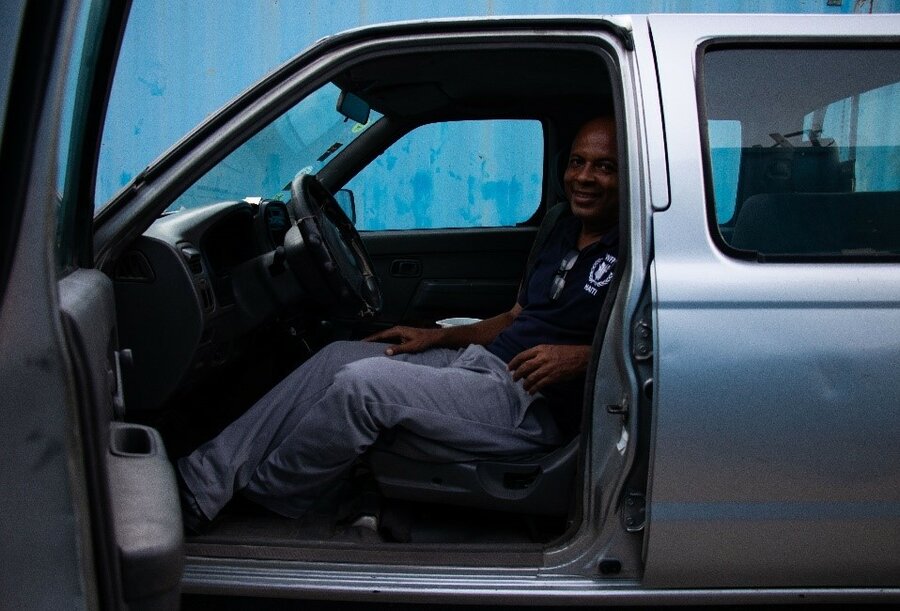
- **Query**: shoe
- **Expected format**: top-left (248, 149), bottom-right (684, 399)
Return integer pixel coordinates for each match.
top-left (175, 466), bottom-right (210, 535)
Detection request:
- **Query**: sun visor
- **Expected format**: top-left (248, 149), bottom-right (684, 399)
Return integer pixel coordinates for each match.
top-left (364, 83), bottom-right (450, 117)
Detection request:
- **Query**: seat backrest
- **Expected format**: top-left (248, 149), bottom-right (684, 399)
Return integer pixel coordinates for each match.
top-left (366, 197), bottom-right (582, 516)
top-left (731, 191), bottom-right (900, 256)
top-left (735, 145), bottom-right (848, 205)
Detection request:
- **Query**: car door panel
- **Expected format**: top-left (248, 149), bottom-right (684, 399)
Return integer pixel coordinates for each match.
top-left (0, 157), bottom-right (95, 609)
top-left (0, 2), bottom-right (126, 607)
top-left (363, 226), bottom-right (537, 325)
top-left (646, 14), bottom-right (900, 587)
top-left (107, 422), bottom-right (183, 609)
top-left (0, 0), bottom-right (186, 606)
top-left (60, 269), bottom-right (184, 609)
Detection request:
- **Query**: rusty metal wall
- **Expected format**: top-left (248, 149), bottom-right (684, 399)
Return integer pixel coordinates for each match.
top-left (95, 0), bottom-right (900, 207)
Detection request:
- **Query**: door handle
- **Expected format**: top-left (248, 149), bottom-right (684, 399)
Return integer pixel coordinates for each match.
top-left (389, 259), bottom-right (421, 278)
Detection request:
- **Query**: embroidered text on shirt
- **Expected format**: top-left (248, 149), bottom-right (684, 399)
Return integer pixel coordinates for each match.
top-left (584, 253), bottom-right (617, 295)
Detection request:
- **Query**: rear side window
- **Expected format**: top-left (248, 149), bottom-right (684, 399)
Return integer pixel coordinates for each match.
top-left (701, 47), bottom-right (900, 259)
top-left (344, 120), bottom-right (542, 231)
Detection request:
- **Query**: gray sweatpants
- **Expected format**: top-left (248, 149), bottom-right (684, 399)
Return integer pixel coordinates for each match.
top-left (178, 341), bottom-right (563, 520)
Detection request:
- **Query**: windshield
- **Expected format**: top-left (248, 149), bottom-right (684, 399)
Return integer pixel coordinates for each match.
top-left (164, 83), bottom-right (381, 214)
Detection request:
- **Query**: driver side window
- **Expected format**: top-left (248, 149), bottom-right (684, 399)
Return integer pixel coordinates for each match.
top-left (345, 120), bottom-right (543, 231)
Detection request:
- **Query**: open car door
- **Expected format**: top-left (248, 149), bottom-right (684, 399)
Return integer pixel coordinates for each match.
top-left (0, 1), bottom-right (183, 609)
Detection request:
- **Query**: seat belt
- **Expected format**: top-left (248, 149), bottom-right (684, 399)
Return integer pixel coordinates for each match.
top-left (524, 201), bottom-right (569, 275)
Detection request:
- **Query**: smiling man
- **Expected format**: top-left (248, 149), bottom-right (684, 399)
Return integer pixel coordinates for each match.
top-left (177, 116), bottom-right (620, 530)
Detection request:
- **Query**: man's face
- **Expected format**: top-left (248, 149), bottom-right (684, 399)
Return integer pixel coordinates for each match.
top-left (563, 117), bottom-right (619, 232)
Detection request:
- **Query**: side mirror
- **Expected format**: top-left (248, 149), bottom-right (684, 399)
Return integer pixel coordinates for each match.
top-left (335, 189), bottom-right (357, 225)
top-left (336, 91), bottom-right (370, 125)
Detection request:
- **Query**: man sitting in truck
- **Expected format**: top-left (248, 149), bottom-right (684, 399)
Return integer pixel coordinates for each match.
top-left (177, 116), bottom-right (620, 531)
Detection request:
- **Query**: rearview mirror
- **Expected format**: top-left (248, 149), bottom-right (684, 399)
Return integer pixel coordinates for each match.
top-left (336, 91), bottom-right (370, 125)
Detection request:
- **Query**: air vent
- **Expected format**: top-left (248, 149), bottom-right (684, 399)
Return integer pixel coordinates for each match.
top-left (197, 279), bottom-right (215, 313)
top-left (180, 244), bottom-right (203, 274)
top-left (115, 250), bottom-right (155, 282)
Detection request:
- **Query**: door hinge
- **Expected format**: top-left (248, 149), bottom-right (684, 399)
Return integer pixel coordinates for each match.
top-left (632, 316), bottom-right (653, 361)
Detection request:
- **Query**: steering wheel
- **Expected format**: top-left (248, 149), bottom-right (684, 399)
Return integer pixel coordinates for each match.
top-left (284, 173), bottom-right (382, 316)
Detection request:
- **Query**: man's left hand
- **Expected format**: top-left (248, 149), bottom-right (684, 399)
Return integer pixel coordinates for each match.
top-left (508, 344), bottom-right (591, 394)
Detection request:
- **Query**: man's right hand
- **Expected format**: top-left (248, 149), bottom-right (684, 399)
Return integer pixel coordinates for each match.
top-left (364, 326), bottom-right (446, 356)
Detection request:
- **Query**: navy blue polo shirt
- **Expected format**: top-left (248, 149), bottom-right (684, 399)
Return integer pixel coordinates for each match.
top-left (486, 214), bottom-right (619, 434)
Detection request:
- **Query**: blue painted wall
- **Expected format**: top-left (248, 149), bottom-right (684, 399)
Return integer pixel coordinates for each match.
top-left (96, 0), bottom-right (900, 211)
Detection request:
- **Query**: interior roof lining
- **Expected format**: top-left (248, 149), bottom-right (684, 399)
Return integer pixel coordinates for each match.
top-left (333, 44), bottom-right (615, 119)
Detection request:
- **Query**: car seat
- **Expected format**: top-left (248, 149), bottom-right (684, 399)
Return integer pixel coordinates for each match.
top-left (731, 191), bottom-right (900, 255)
top-left (366, 141), bottom-right (584, 518)
top-left (368, 429), bottom-right (579, 516)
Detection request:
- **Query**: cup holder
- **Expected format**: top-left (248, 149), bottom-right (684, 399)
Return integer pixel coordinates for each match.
top-left (110, 423), bottom-right (155, 457)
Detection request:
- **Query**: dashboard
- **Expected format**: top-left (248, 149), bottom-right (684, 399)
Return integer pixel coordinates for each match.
top-left (113, 199), bottom-right (306, 412)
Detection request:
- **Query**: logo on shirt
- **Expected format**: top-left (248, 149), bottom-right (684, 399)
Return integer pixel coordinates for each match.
top-left (584, 254), bottom-right (617, 296)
